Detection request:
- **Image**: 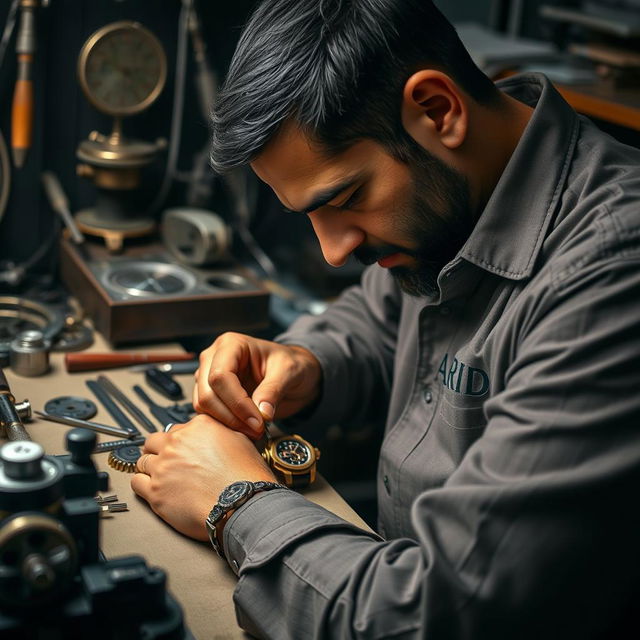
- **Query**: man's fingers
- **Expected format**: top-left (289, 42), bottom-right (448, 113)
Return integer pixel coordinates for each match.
top-left (252, 352), bottom-right (302, 419)
top-left (136, 452), bottom-right (156, 475)
top-left (142, 432), bottom-right (168, 454)
top-left (253, 381), bottom-right (281, 421)
top-left (201, 368), bottom-right (264, 434)
top-left (196, 388), bottom-right (263, 437)
top-left (131, 471), bottom-right (152, 500)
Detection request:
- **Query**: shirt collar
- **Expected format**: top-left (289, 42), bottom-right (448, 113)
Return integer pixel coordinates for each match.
top-left (459, 73), bottom-right (580, 280)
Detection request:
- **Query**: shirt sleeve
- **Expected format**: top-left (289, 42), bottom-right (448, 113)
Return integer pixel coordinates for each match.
top-left (224, 239), bottom-right (640, 639)
top-left (275, 265), bottom-right (402, 435)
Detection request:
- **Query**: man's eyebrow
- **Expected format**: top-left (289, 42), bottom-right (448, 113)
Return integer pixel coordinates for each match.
top-left (283, 176), bottom-right (362, 215)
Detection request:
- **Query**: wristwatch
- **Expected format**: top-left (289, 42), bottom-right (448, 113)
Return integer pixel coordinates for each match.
top-left (261, 433), bottom-right (320, 488)
top-left (205, 480), bottom-right (287, 559)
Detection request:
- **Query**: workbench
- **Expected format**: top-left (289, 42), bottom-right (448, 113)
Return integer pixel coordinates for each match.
top-left (6, 333), bottom-right (370, 639)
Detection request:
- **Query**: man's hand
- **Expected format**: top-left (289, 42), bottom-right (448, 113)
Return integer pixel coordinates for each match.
top-left (193, 332), bottom-right (322, 439)
top-left (131, 414), bottom-right (277, 541)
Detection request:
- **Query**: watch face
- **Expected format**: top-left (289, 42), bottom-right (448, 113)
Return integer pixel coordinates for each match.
top-left (275, 438), bottom-right (312, 467)
top-left (218, 481), bottom-right (251, 508)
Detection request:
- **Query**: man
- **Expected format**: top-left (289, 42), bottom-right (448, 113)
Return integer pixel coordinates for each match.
top-left (131, 1), bottom-right (640, 637)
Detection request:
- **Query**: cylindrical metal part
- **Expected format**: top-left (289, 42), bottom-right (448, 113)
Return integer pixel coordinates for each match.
top-left (0, 440), bottom-right (44, 480)
top-left (15, 6), bottom-right (36, 56)
top-left (15, 399), bottom-right (31, 421)
top-left (0, 367), bottom-right (31, 441)
top-left (10, 329), bottom-right (50, 377)
top-left (24, 553), bottom-right (56, 590)
top-left (0, 444), bottom-right (63, 513)
top-left (0, 394), bottom-right (31, 441)
top-left (41, 171), bottom-right (85, 244)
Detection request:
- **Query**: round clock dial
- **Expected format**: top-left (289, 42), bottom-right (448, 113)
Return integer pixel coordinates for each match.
top-left (275, 439), bottom-right (312, 467)
top-left (78, 21), bottom-right (166, 117)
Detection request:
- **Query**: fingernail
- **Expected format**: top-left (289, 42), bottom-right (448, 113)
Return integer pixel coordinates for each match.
top-left (247, 417), bottom-right (261, 432)
top-left (259, 402), bottom-right (274, 420)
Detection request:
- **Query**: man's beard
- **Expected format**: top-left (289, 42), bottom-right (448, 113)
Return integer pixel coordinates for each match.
top-left (354, 146), bottom-right (473, 298)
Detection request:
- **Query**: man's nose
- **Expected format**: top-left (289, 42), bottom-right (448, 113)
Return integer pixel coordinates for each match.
top-left (308, 208), bottom-right (365, 267)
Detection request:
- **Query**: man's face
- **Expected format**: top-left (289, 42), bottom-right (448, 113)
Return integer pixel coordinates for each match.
top-left (251, 124), bottom-right (472, 297)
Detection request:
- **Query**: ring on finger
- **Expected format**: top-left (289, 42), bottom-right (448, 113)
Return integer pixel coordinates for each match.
top-left (137, 453), bottom-right (151, 474)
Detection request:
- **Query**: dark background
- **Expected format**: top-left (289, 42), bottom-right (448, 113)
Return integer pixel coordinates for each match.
top-left (0, 0), bottom-right (599, 294)
top-left (0, 0), bottom-right (258, 270)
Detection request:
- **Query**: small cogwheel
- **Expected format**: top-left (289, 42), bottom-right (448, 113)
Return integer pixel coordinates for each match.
top-left (108, 445), bottom-right (142, 473)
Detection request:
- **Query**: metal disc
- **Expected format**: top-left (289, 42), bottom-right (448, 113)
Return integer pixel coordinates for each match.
top-left (44, 396), bottom-right (97, 420)
top-left (101, 261), bottom-right (196, 298)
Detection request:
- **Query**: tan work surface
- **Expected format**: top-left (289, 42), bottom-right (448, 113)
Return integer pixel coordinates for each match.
top-left (7, 334), bottom-right (370, 639)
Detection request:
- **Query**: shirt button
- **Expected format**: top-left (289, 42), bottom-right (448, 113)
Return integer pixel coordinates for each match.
top-left (439, 306), bottom-right (450, 316)
top-left (423, 387), bottom-right (433, 404)
top-left (383, 474), bottom-right (391, 495)
top-left (232, 559), bottom-right (239, 572)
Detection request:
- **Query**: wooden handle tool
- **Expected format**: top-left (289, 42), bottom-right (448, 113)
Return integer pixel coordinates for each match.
top-left (65, 352), bottom-right (197, 373)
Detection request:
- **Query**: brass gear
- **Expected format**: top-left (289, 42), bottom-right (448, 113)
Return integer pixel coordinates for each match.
top-left (107, 445), bottom-right (141, 473)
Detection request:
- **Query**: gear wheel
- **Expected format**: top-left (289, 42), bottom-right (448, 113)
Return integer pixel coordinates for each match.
top-left (107, 445), bottom-right (142, 473)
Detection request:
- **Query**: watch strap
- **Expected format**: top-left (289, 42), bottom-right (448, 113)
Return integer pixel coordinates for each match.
top-left (289, 472), bottom-right (312, 489)
top-left (206, 480), bottom-right (287, 559)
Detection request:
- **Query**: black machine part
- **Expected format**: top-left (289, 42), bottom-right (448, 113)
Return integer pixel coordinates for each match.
top-left (44, 395), bottom-right (97, 420)
top-left (0, 431), bottom-right (188, 638)
top-left (145, 366), bottom-right (183, 401)
top-left (0, 511), bottom-right (78, 608)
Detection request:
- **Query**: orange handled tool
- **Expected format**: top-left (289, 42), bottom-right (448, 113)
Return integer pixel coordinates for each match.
top-left (11, 0), bottom-right (37, 168)
top-left (65, 352), bottom-right (198, 373)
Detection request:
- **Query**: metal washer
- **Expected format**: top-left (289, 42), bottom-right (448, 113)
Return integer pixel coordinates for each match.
top-left (44, 396), bottom-right (97, 420)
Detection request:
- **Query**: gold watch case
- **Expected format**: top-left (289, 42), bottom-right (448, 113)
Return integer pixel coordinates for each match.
top-left (262, 434), bottom-right (320, 487)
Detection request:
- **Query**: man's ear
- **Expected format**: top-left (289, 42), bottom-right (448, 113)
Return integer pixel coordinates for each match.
top-left (401, 70), bottom-right (468, 151)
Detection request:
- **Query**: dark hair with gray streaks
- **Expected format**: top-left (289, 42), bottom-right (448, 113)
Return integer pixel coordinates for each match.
top-left (210, 0), bottom-right (499, 173)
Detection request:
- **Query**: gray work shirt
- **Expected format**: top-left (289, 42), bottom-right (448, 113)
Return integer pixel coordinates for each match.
top-left (223, 74), bottom-right (640, 639)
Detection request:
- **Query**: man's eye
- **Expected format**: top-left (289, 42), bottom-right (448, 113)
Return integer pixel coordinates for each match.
top-left (339, 187), bottom-right (363, 210)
